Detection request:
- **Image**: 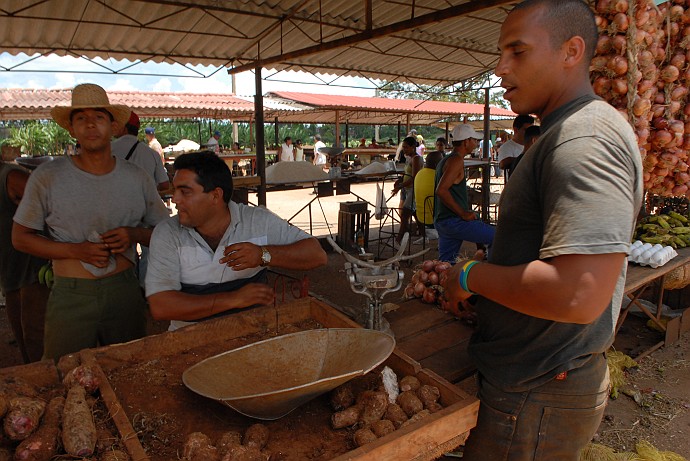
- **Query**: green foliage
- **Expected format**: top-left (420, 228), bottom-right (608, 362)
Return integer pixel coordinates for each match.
top-left (2, 120), bottom-right (72, 156)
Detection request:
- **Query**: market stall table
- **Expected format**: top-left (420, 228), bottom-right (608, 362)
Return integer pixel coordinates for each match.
top-left (619, 246), bottom-right (690, 352)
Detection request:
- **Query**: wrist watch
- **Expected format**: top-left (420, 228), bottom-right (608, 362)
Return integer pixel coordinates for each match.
top-left (260, 246), bottom-right (272, 266)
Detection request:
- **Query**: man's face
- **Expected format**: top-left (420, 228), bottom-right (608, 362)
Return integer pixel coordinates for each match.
top-left (69, 109), bottom-right (115, 153)
top-left (496, 6), bottom-right (563, 118)
top-left (172, 169), bottom-right (221, 228)
top-left (435, 140), bottom-right (445, 152)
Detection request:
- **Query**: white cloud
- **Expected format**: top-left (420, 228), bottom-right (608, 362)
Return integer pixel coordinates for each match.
top-left (107, 78), bottom-right (137, 91)
top-left (153, 78), bottom-right (172, 92)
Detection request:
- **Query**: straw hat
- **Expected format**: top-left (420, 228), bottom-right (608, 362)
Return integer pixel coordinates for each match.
top-left (51, 83), bottom-right (130, 130)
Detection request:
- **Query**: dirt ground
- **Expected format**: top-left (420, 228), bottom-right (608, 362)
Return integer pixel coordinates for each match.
top-left (1, 180), bottom-right (689, 458)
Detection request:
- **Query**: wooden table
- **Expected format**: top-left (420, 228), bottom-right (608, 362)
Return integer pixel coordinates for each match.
top-left (619, 247), bottom-right (690, 349)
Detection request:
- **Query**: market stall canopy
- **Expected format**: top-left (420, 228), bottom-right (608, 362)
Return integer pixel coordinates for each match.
top-left (0, 88), bottom-right (257, 121)
top-left (0, 0), bottom-right (516, 87)
top-left (265, 91), bottom-right (516, 125)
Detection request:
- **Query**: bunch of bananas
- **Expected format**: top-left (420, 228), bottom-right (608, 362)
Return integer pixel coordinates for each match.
top-left (634, 211), bottom-right (690, 248)
top-left (38, 262), bottom-right (54, 288)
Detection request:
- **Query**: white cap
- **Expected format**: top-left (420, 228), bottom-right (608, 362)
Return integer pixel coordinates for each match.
top-left (450, 124), bottom-right (482, 142)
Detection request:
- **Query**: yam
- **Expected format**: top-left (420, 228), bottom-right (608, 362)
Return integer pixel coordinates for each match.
top-left (0, 393), bottom-right (7, 418)
top-left (62, 385), bottom-right (97, 457)
top-left (383, 403), bottom-right (408, 428)
top-left (221, 445), bottom-right (266, 461)
top-left (398, 375), bottom-right (421, 393)
top-left (330, 384), bottom-right (355, 411)
top-left (0, 377), bottom-right (38, 398)
top-left (182, 432), bottom-right (219, 461)
top-left (3, 397), bottom-right (46, 441)
top-left (425, 401), bottom-right (444, 413)
top-left (0, 448), bottom-right (11, 461)
top-left (217, 430), bottom-right (243, 457)
top-left (100, 450), bottom-right (130, 461)
top-left (243, 424), bottom-right (269, 450)
top-left (14, 396), bottom-right (64, 461)
top-left (331, 405), bottom-right (361, 429)
top-left (63, 365), bottom-right (100, 395)
top-left (397, 391), bottom-right (423, 417)
top-left (56, 354), bottom-right (81, 379)
top-left (358, 391), bottom-right (388, 426)
top-left (416, 385), bottom-right (441, 409)
top-left (353, 428), bottom-right (377, 447)
top-left (370, 419), bottom-right (395, 438)
top-left (400, 409), bottom-right (431, 428)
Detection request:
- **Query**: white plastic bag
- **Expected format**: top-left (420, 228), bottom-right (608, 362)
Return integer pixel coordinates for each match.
top-left (375, 183), bottom-right (388, 220)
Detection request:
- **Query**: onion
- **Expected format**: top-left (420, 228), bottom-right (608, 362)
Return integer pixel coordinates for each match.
top-left (611, 78), bottom-right (627, 95)
top-left (653, 117), bottom-right (669, 130)
top-left (653, 130), bottom-right (673, 148)
top-left (676, 171), bottom-right (690, 183)
top-left (612, 0), bottom-right (628, 13)
top-left (596, 35), bottom-right (612, 54)
top-left (670, 101), bottom-right (682, 117)
top-left (414, 282), bottom-right (426, 297)
top-left (422, 287), bottom-right (437, 304)
top-left (654, 92), bottom-right (665, 104)
top-left (606, 55), bottom-right (628, 76)
top-left (404, 284), bottom-right (415, 298)
top-left (661, 65), bottom-right (680, 83)
top-left (670, 120), bottom-right (685, 135)
top-left (632, 96), bottom-right (652, 117)
top-left (611, 34), bottom-right (627, 55)
top-left (421, 260), bottom-right (435, 272)
top-left (434, 262), bottom-right (451, 273)
top-left (596, 0), bottom-right (612, 13)
top-left (411, 272), bottom-right (420, 284)
top-left (428, 271), bottom-right (439, 285)
top-left (595, 15), bottom-right (609, 29)
top-left (671, 86), bottom-right (688, 101)
top-left (593, 76), bottom-right (611, 97)
top-left (673, 184), bottom-right (689, 196)
top-left (419, 270), bottom-right (429, 284)
top-left (641, 63), bottom-right (658, 81)
top-left (636, 8), bottom-right (650, 27)
top-left (637, 79), bottom-right (654, 95)
top-left (671, 5), bottom-right (685, 21)
top-left (590, 55), bottom-right (609, 73)
top-left (611, 12), bottom-right (629, 32)
top-left (651, 104), bottom-right (666, 118)
top-left (638, 50), bottom-right (654, 68)
top-left (671, 53), bottom-right (686, 69)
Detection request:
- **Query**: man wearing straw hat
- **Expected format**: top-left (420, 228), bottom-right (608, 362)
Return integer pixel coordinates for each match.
top-left (12, 83), bottom-right (169, 360)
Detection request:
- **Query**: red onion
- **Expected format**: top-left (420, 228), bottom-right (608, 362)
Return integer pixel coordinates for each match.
top-left (596, 0), bottom-right (612, 14)
top-left (411, 272), bottom-right (420, 284)
top-left (596, 35), bottom-right (612, 54)
top-left (428, 271), bottom-right (439, 285)
top-left (611, 12), bottom-right (629, 32)
top-left (661, 65), bottom-right (680, 83)
top-left (671, 53), bottom-right (686, 69)
top-left (414, 282), bottom-right (426, 297)
top-left (421, 260), bottom-right (435, 272)
top-left (671, 86), bottom-right (688, 101)
top-left (673, 184), bottom-right (688, 196)
top-left (419, 271), bottom-right (429, 284)
top-left (434, 262), bottom-right (451, 273)
top-left (422, 287), bottom-right (437, 304)
top-left (595, 15), bottom-right (609, 29)
top-left (404, 285), bottom-right (415, 298)
top-left (653, 130), bottom-right (673, 148)
top-left (593, 76), bottom-right (611, 97)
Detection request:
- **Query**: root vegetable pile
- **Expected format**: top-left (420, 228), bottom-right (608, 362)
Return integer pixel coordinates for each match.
top-left (181, 424), bottom-right (272, 461)
top-left (592, 0), bottom-right (690, 197)
top-left (328, 370), bottom-right (444, 447)
top-left (403, 259), bottom-right (450, 306)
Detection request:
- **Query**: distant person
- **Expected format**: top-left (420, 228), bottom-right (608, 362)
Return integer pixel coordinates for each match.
top-left (498, 114), bottom-right (535, 175)
top-left (207, 130), bottom-right (221, 154)
top-left (0, 161), bottom-right (49, 363)
top-left (392, 136), bottom-right (424, 245)
top-left (279, 136), bottom-right (295, 162)
top-left (145, 151), bottom-right (328, 330)
top-left (231, 141), bottom-right (243, 154)
top-left (313, 134), bottom-right (327, 168)
top-left (434, 124), bottom-right (495, 263)
top-left (395, 129), bottom-right (417, 162)
top-left (508, 125), bottom-right (542, 178)
top-left (387, 138), bottom-right (395, 147)
top-left (145, 126), bottom-right (165, 163)
top-left (112, 111), bottom-right (170, 191)
top-left (369, 138), bottom-right (380, 148)
top-left (294, 139), bottom-right (305, 161)
top-left (358, 138), bottom-right (367, 148)
top-left (416, 134), bottom-right (426, 156)
top-left (413, 150), bottom-right (444, 245)
top-left (493, 137), bottom-right (504, 177)
top-left (433, 137), bottom-right (448, 156)
top-left (13, 83), bottom-right (169, 360)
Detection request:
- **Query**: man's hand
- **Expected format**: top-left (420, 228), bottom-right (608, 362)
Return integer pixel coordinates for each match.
top-left (440, 257), bottom-right (483, 314)
top-left (101, 227), bottom-right (134, 254)
top-left (75, 241), bottom-right (112, 268)
top-left (462, 211), bottom-right (478, 221)
top-left (231, 283), bottom-right (275, 308)
top-left (220, 242), bottom-right (262, 270)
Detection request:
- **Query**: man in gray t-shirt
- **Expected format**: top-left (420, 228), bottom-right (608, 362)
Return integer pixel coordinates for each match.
top-left (441, 1), bottom-right (643, 459)
top-left (145, 151), bottom-right (328, 330)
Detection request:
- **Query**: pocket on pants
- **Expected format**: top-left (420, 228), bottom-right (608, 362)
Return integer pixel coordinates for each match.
top-left (463, 400), bottom-right (517, 461)
top-left (534, 399), bottom-right (607, 461)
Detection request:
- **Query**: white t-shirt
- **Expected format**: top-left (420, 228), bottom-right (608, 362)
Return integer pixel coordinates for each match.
top-left (314, 140), bottom-right (327, 165)
top-left (295, 147), bottom-right (304, 162)
top-left (280, 142), bottom-right (294, 161)
top-left (497, 139), bottom-right (524, 163)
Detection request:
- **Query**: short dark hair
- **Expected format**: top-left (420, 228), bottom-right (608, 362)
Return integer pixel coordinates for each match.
top-left (513, 0), bottom-right (598, 62)
top-left (402, 136), bottom-right (419, 148)
top-left (513, 114), bottom-right (535, 130)
top-left (314, 134), bottom-right (321, 141)
top-left (425, 150), bottom-right (443, 169)
top-left (173, 151), bottom-right (233, 204)
top-left (284, 136), bottom-right (292, 143)
top-left (125, 123), bottom-right (138, 136)
top-left (524, 125), bottom-right (541, 144)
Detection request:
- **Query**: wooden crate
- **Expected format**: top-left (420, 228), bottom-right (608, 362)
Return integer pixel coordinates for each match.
top-left (81, 297), bottom-right (477, 460)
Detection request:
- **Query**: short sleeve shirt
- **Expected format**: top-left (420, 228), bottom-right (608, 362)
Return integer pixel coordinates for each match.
top-left (470, 95), bottom-right (643, 392)
top-left (497, 139), bottom-right (523, 163)
top-left (112, 134), bottom-right (169, 186)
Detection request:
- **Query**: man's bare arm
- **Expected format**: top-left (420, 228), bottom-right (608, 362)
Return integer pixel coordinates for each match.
top-left (435, 156), bottom-right (476, 221)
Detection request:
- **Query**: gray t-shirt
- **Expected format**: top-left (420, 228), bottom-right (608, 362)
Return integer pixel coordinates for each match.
top-left (112, 134), bottom-right (169, 186)
top-left (470, 95), bottom-right (643, 392)
top-left (14, 156), bottom-right (169, 273)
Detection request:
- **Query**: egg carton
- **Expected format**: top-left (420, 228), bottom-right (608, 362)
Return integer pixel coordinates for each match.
top-left (629, 241), bottom-right (678, 268)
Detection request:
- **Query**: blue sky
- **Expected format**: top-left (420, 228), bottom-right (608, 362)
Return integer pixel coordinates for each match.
top-left (0, 52), bottom-right (377, 97)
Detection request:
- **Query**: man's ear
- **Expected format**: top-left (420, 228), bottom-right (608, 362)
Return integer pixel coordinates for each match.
top-left (563, 35), bottom-right (587, 69)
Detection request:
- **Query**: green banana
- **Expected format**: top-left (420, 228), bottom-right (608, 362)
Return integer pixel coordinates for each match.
top-left (657, 216), bottom-right (671, 229)
top-left (669, 211), bottom-right (688, 224)
top-left (38, 263), bottom-right (49, 285)
top-left (44, 267), bottom-right (54, 288)
top-left (671, 226), bottom-right (690, 234)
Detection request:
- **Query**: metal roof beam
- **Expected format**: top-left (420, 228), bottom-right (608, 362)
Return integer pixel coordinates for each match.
top-left (228, 0), bottom-right (513, 75)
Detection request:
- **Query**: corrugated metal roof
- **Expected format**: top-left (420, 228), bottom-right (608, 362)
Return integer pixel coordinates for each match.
top-left (0, 0), bottom-right (515, 86)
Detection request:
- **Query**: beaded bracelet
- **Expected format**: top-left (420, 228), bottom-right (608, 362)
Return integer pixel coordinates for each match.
top-left (459, 260), bottom-right (480, 294)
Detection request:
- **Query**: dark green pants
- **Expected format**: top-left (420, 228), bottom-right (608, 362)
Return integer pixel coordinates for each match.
top-left (43, 269), bottom-right (146, 360)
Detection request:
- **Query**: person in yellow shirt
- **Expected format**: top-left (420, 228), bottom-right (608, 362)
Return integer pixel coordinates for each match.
top-left (413, 149), bottom-right (444, 244)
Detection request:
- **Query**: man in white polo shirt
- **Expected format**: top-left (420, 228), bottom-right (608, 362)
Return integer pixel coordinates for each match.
top-left (145, 151), bottom-right (327, 330)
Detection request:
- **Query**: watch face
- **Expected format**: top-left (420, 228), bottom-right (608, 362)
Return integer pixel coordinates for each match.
top-left (262, 248), bottom-right (271, 264)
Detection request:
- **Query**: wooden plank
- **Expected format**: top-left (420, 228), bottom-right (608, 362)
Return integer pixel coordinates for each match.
top-left (419, 340), bottom-right (475, 384)
top-left (397, 320), bottom-right (474, 362)
top-left (386, 300), bottom-right (456, 340)
top-left (625, 247), bottom-right (690, 294)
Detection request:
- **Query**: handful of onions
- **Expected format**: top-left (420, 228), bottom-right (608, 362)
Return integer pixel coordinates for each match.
top-left (404, 259), bottom-right (451, 305)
